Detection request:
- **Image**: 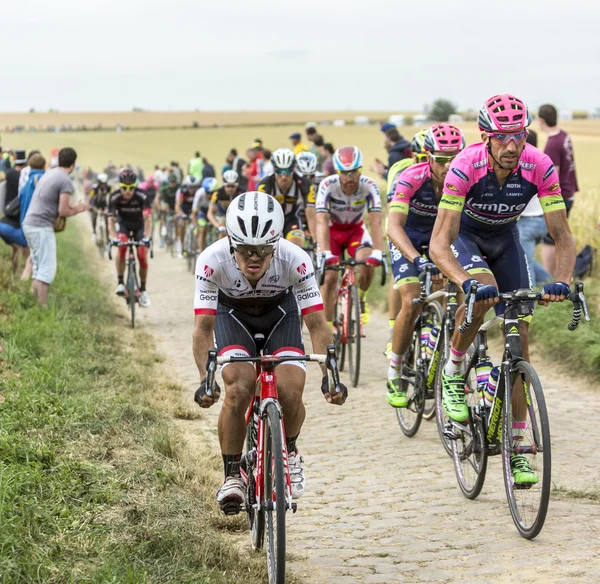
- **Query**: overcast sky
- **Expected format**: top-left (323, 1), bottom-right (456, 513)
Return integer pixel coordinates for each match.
top-left (1, 0), bottom-right (598, 112)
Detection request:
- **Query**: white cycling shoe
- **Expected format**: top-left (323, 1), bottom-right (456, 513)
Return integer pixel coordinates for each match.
top-left (217, 475), bottom-right (245, 513)
top-left (289, 450), bottom-right (306, 499)
top-left (139, 291), bottom-right (151, 307)
top-left (115, 283), bottom-right (126, 296)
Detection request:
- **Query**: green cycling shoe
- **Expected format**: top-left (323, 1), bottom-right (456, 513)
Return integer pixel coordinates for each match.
top-left (386, 377), bottom-right (408, 408)
top-left (510, 454), bottom-right (538, 485)
top-left (441, 372), bottom-right (469, 422)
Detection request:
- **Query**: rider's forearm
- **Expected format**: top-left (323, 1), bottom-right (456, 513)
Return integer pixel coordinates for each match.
top-left (305, 311), bottom-right (333, 377)
top-left (548, 219), bottom-right (576, 283)
top-left (305, 207), bottom-right (317, 241)
top-left (207, 209), bottom-right (219, 229)
top-left (144, 214), bottom-right (152, 238)
top-left (108, 217), bottom-right (117, 239)
top-left (368, 212), bottom-right (383, 251)
top-left (193, 316), bottom-right (215, 378)
top-left (316, 214), bottom-right (331, 251)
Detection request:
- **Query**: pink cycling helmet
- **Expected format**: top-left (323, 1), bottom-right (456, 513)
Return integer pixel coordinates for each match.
top-left (423, 124), bottom-right (466, 153)
top-left (478, 94), bottom-right (532, 132)
top-left (333, 146), bottom-right (363, 172)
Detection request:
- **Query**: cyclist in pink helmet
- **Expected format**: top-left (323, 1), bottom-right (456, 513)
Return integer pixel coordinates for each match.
top-left (430, 94), bottom-right (575, 485)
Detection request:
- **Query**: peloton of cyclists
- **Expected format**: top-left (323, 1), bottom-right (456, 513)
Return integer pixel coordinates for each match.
top-left (175, 175), bottom-right (201, 258)
top-left (158, 173), bottom-right (179, 248)
top-left (207, 170), bottom-right (244, 239)
top-left (192, 177), bottom-right (219, 254)
top-left (89, 172), bottom-right (113, 242)
top-left (316, 146), bottom-right (384, 326)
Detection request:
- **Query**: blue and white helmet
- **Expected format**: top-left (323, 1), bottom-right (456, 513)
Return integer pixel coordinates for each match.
top-left (201, 177), bottom-right (219, 192)
top-left (296, 151), bottom-right (318, 176)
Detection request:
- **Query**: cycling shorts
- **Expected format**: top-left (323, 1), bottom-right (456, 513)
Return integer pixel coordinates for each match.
top-left (330, 223), bottom-right (372, 258)
top-left (389, 231), bottom-right (431, 289)
top-left (181, 202), bottom-right (193, 217)
top-left (283, 209), bottom-right (303, 238)
top-left (214, 291), bottom-right (305, 370)
top-left (451, 225), bottom-right (532, 317)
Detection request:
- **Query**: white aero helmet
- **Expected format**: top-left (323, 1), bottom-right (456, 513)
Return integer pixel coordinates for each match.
top-left (97, 172), bottom-right (108, 183)
top-left (183, 174), bottom-right (201, 188)
top-left (271, 147), bottom-right (295, 171)
top-left (295, 151), bottom-right (318, 176)
top-left (226, 192), bottom-right (284, 247)
top-left (223, 169), bottom-right (239, 185)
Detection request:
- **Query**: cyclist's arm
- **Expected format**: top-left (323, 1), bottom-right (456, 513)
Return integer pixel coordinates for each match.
top-left (193, 315), bottom-right (215, 378)
top-left (305, 206), bottom-right (317, 240)
top-left (108, 216), bottom-right (118, 239)
top-left (304, 310), bottom-right (334, 377)
top-left (316, 211), bottom-right (331, 252)
top-left (429, 208), bottom-right (470, 286)
top-left (545, 209), bottom-right (576, 283)
top-left (175, 192), bottom-right (183, 216)
top-left (367, 211), bottom-right (383, 252)
top-left (387, 210), bottom-right (422, 262)
top-left (207, 203), bottom-right (219, 229)
top-left (143, 209), bottom-right (153, 238)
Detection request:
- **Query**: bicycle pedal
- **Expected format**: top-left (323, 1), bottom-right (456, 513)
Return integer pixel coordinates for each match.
top-left (220, 501), bottom-right (242, 515)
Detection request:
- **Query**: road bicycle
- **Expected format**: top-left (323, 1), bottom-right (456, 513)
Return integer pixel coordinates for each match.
top-left (205, 340), bottom-right (343, 584)
top-left (319, 254), bottom-right (387, 387)
top-left (108, 234), bottom-right (153, 329)
top-left (161, 211), bottom-right (176, 257)
top-left (183, 217), bottom-right (198, 273)
top-left (444, 282), bottom-right (589, 539)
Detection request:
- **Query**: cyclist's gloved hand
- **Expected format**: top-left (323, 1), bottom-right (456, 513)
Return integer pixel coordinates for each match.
top-left (194, 377), bottom-right (221, 408)
top-left (365, 249), bottom-right (383, 266)
top-left (217, 226), bottom-right (227, 234)
top-left (141, 237), bottom-right (152, 247)
top-left (323, 250), bottom-right (339, 267)
top-left (413, 256), bottom-right (439, 275)
top-left (543, 281), bottom-right (570, 299)
top-left (462, 278), bottom-right (499, 302)
top-left (321, 375), bottom-right (348, 405)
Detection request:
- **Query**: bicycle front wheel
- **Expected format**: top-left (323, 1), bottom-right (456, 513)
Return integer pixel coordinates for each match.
top-left (127, 262), bottom-right (136, 329)
top-left (502, 360), bottom-right (551, 539)
top-left (245, 400), bottom-right (264, 551)
top-left (347, 284), bottom-right (361, 388)
top-left (395, 324), bottom-right (423, 437)
top-left (264, 402), bottom-right (287, 584)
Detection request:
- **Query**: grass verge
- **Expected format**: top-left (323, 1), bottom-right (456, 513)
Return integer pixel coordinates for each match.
top-left (0, 224), bottom-right (301, 583)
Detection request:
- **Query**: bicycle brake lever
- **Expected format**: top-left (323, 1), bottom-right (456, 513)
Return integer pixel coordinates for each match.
top-left (325, 344), bottom-right (341, 391)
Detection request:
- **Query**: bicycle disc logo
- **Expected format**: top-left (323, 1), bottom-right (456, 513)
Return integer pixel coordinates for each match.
top-left (296, 263), bottom-right (307, 275)
top-left (204, 265), bottom-right (214, 277)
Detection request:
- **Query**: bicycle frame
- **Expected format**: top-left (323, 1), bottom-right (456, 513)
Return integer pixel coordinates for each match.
top-left (334, 265), bottom-right (359, 343)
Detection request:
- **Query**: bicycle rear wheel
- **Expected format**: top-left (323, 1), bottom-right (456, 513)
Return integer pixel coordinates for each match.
top-left (395, 324), bottom-right (423, 437)
top-left (127, 262), bottom-right (136, 329)
top-left (264, 403), bottom-right (287, 584)
top-left (347, 284), bottom-right (361, 388)
top-left (502, 360), bottom-right (551, 539)
top-left (333, 288), bottom-right (346, 372)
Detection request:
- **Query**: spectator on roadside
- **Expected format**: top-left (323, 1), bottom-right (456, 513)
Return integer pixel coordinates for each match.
top-left (289, 132), bottom-right (309, 155)
top-left (4, 149), bottom-right (27, 208)
top-left (246, 146), bottom-right (264, 190)
top-left (22, 148), bottom-right (90, 307)
top-left (517, 196), bottom-right (553, 287)
top-left (18, 150), bottom-right (42, 194)
top-left (372, 128), bottom-right (412, 180)
top-left (320, 143), bottom-right (335, 177)
top-left (201, 157), bottom-right (216, 179)
top-left (526, 128), bottom-right (538, 148)
top-left (311, 134), bottom-right (325, 170)
top-left (538, 104), bottom-right (579, 276)
top-left (188, 151), bottom-right (204, 179)
top-left (153, 164), bottom-right (165, 185)
top-left (306, 126), bottom-right (318, 147)
top-left (262, 149), bottom-right (274, 177)
top-left (170, 161), bottom-right (183, 183)
top-left (226, 148), bottom-right (248, 190)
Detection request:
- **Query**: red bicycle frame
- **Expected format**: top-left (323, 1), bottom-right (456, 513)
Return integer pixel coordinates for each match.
top-left (333, 265), bottom-right (360, 343)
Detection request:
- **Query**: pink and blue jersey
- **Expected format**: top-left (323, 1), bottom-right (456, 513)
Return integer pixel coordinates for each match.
top-left (389, 162), bottom-right (438, 235)
top-left (439, 143), bottom-right (565, 235)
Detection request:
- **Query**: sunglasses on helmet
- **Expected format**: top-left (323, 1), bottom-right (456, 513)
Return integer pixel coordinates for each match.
top-left (486, 131), bottom-right (529, 145)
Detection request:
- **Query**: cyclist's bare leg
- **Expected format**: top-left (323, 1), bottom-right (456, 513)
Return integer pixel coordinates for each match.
top-left (115, 254), bottom-right (126, 279)
top-left (276, 364), bottom-right (306, 439)
top-left (322, 269), bottom-right (338, 322)
top-left (355, 246), bottom-right (374, 292)
top-left (197, 225), bottom-right (207, 253)
top-left (508, 320), bottom-right (530, 422)
top-left (388, 280), bottom-right (401, 325)
top-left (392, 283), bottom-right (423, 355)
top-left (219, 363), bottom-right (256, 454)
top-left (176, 217), bottom-right (185, 244)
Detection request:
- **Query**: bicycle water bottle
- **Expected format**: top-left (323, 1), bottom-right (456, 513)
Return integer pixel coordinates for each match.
top-left (426, 326), bottom-right (439, 359)
top-left (475, 358), bottom-right (493, 396)
top-left (484, 366), bottom-right (500, 407)
top-left (420, 320), bottom-right (433, 360)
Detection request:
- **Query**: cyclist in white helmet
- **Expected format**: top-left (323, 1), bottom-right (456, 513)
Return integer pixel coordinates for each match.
top-left (193, 191), bottom-right (347, 512)
top-left (207, 170), bottom-right (244, 239)
top-left (258, 148), bottom-right (316, 248)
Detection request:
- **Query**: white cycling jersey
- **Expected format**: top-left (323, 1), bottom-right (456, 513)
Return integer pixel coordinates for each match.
top-left (194, 238), bottom-right (323, 316)
top-left (192, 188), bottom-right (210, 211)
top-left (316, 174), bottom-right (382, 226)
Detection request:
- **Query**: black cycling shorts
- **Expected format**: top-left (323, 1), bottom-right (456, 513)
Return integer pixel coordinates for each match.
top-left (117, 222), bottom-right (144, 240)
top-left (215, 291), bottom-right (306, 370)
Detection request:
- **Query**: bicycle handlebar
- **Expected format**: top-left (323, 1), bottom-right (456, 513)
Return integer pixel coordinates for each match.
top-left (458, 281), bottom-right (589, 333)
top-left (413, 266), bottom-right (433, 305)
top-left (107, 238), bottom-right (153, 261)
top-left (205, 344), bottom-right (343, 398)
top-left (318, 254), bottom-right (388, 286)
